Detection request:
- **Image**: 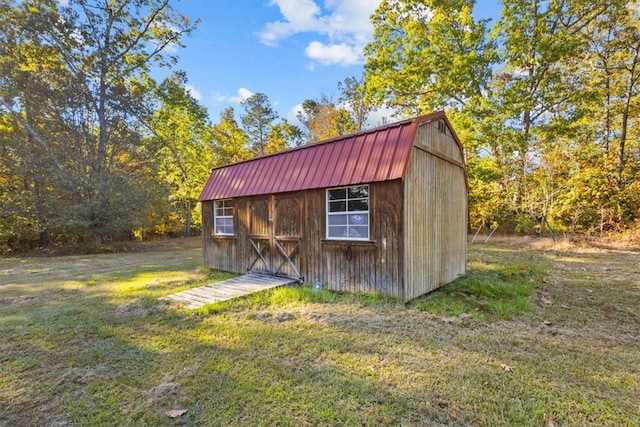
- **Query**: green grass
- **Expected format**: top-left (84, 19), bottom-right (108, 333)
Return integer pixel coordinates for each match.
top-left (413, 247), bottom-right (547, 320)
top-left (1, 238), bottom-right (639, 426)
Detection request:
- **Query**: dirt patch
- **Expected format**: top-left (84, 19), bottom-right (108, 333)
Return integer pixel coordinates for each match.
top-left (115, 300), bottom-right (170, 317)
top-left (474, 234), bottom-right (640, 252)
top-left (0, 295), bottom-right (37, 304)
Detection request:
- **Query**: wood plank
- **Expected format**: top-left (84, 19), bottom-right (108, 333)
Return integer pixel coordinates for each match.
top-left (161, 273), bottom-right (296, 309)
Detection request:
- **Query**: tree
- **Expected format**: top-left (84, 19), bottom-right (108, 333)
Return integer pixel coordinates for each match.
top-left (488, 0), bottom-right (609, 223)
top-left (565, 0), bottom-right (640, 230)
top-left (266, 119), bottom-right (304, 153)
top-left (211, 107), bottom-right (251, 165)
top-left (0, 0), bottom-right (196, 245)
top-left (361, 0), bottom-right (639, 234)
top-left (0, 0), bottom-right (76, 246)
top-left (241, 93), bottom-right (278, 156)
top-left (297, 95), bottom-right (357, 143)
top-left (337, 76), bottom-right (373, 131)
top-left (145, 72), bottom-right (213, 237)
top-left (363, 0), bottom-right (495, 116)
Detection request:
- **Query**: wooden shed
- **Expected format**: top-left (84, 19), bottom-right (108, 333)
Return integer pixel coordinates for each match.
top-left (199, 111), bottom-right (467, 302)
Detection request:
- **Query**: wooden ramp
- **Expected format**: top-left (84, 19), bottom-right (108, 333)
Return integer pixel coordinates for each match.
top-left (162, 273), bottom-right (297, 309)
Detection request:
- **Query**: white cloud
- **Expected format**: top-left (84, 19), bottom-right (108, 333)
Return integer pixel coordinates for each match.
top-left (305, 41), bottom-right (361, 66)
top-left (185, 84), bottom-right (202, 101)
top-left (366, 106), bottom-right (402, 129)
top-left (287, 103), bottom-right (305, 128)
top-left (258, 0), bottom-right (382, 67)
top-left (209, 87), bottom-right (255, 105)
top-left (210, 91), bottom-right (227, 103)
top-left (259, 0), bottom-right (323, 46)
top-left (228, 87), bottom-right (254, 103)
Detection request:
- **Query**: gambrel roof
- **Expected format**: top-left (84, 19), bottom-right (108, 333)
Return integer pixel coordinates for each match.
top-left (199, 110), bottom-right (459, 201)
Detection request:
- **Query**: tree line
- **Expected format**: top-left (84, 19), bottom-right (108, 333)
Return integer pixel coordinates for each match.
top-left (363, 0), bottom-right (639, 236)
top-left (1, 0), bottom-right (638, 252)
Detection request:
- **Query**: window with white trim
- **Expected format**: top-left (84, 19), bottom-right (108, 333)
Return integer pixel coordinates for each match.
top-left (326, 185), bottom-right (369, 240)
top-left (214, 199), bottom-right (234, 235)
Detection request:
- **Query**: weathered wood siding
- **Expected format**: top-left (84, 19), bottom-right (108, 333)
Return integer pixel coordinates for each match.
top-left (203, 193), bottom-right (305, 280)
top-left (403, 119), bottom-right (467, 301)
top-left (305, 181), bottom-right (404, 298)
top-left (202, 200), bottom-right (243, 272)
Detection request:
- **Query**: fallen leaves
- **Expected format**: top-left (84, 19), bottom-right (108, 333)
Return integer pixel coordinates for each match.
top-left (487, 358), bottom-right (515, 373)
top-left (540, 295), bottom-right (553, 305)
top-left (544, 412), bottom-right (557, 426)
top-left (500, 363), bottom-right (514, 373)
top-left (165, 409), bottom-right (188, 418)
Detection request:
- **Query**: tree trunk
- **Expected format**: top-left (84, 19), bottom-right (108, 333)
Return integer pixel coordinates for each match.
top-left (39, 229), bottom-right (51, 248)
top-left (185, 200), bottom-right (191, 237)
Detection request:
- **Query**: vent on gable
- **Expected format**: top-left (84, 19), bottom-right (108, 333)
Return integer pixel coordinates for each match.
top-left (437, 120), bottom-right (447, 134)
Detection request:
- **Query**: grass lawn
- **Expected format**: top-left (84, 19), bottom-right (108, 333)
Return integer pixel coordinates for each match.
top-left (1, 237), bottom-right (639, 426)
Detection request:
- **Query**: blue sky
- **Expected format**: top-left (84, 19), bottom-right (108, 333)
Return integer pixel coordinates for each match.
top-left (166, 0), bottom-right (502, 127)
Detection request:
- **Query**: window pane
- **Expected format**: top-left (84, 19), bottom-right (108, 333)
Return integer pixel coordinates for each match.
top-left (326, 185), bottom-right (370, 240)
top-left (215, 216), bottom-right (234, 235)
top-left (348, 199), bottom-right (368, 211)
top-left (329, 201), bottom-right (346, 212)
top-left (328, 188), bottom-right (347, 200)
top-left (215, 200), bottom-right (232, 216)
top-left (350, 226), bottom-right (368, 239)
top-left (348, 213), bottom-right (368, 225)
top-left (328, 225), bottom-right (347, 238)
top-left (348, 186), bottom-right (368, 199)
top-left (344, 227), bottom-right (364, 238)
top-left (328, 214), bottom-right (347, 225)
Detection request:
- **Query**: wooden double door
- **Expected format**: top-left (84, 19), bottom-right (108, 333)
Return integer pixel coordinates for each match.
top-left (247, 193), bottom-right (304, 282)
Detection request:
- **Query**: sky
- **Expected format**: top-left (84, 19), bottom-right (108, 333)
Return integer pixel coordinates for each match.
top-left (163, 0), bottom-right (502, 128)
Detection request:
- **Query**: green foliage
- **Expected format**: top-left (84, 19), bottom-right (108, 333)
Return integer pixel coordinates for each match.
top-left (241, 93), bottom-right (278, 156)
top-left (364, 0), bottom-right (496, 114)
top-left (337, 76), bottom-right (373, 131)
top-left (237, 93), bottom-right (303, 155)
top-left (211, 107), bottom-right (252, 164)
top-left (0, 0), bottom-right (197, 247)
top-left (362, 0), bottom-right (640, 234)
top-left (267, 118), bottom-right (304, 152)
top-left (145, 72), bottom-right (213, 237)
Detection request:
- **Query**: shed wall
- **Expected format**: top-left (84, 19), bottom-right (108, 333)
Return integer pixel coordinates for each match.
top-left (304, 181), bottom-right (404, 298)
top-left (202, 200), bottom-right (245, 273)
top-left (202, 181), bottom-right (405, 298)
top-left (403, 121), bottom-right (467, 301)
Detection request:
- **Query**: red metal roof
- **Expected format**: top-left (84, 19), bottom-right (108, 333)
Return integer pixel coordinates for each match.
top-left (199, 111), bottom-right (449, 201)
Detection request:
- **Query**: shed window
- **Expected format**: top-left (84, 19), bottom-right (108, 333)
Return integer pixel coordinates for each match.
top-left (214, 199), bottom-right (234, 235)
top-left (326, 185), bottom-right (369, 240)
